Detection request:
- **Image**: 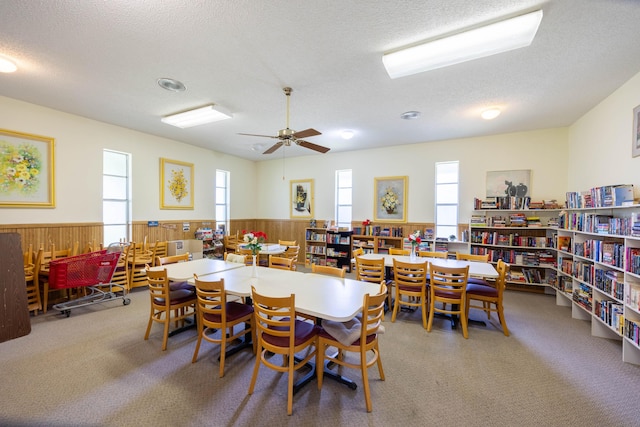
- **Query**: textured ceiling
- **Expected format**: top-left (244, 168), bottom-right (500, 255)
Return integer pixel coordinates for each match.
top-left (1, 0), bottom-right (640, 161)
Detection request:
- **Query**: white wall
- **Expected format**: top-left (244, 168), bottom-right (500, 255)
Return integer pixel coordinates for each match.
top-left (0, 96), bottom-right (256, 224)
top-left (567, 70), bottom-right (640, 193)
top-left (255, 128), bottom-right (569, 223)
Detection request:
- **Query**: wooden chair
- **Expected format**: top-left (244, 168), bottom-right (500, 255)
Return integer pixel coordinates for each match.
top-left (355, 256), bottom-right (388, 309)
top-left (237, 247), bottom-right (255, 266)
top-left (391, 259), bottom-right (429, 328)
top-left (317, 284), bottom-right (387, 412)
top-left (128, 242), bottom-right (152, 289)
top-left (466, 259), bottom-right (510, 336)
top-left (427, 264), bottom-right (470, 338)
top-left (191, 276), bottom-right (255, 377)
top-left (311, 264), bottom-right (346, 278)
top-left (280, 245), bottom-right (300, 269)
top-left (418, 250), bottom-right (448, 259)
top-left (155, 252), bottom-right (189, 267)
top-left (351, 247), bottom-right (364, 271)
top-left (269, 255), bottom-right (295, 271)
top-left (107, 246), bottom-right (129, 293)
top-left (278, 239), bottom-right (297, 246)
top-left (149, 240), bottom-right (168, 266)
top-left (224, 251), bottom-right (252, 265)
top-left (456, 252), bottom-right (490, 285)
top-left (144, 267), bottom-right (197, 351)
top-left (248, 286), bottom-right (319, 416)
top-left (389, 248), bottom-right (410, 255)
top-left (24, 245), bottom-right (42, 315)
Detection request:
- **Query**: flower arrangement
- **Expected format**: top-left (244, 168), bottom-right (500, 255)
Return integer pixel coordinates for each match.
top-left (0, 142), bottom-right (42, 195)
top-left (242, 230), bottom-right (267, 255)
top-left (168, 168), bottom-right (188, 202)
top-left (408, 230), bottom-right (421, 249)
top-left (362, 219), bottom-right (371, 226)
top-left (381, 187), bottom-right (398, 214)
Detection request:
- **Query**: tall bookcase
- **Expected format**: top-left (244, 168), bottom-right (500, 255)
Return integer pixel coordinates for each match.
top-left (555, 204), bottom-right (640, 365)
top-left (469, 208), bottom-right (560, 292)
top-left (305, 228), bottom-right (327, 266)
top-left (305, 228), bottom-right (353, 271)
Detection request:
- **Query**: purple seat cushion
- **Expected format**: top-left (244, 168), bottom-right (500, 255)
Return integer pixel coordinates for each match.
top-left (262, 318), bottom-right (319, 347)
top-left (154, 288), bottom-right (195, 306)
top-left (466, 283), bottom-right (498, 297)
top-left (318, 327), bottom-right (376, 346)
top-left (467, 277), bottom-right (489, 286)
top-left (169, 281), bottom-right (195, 292)
top-left (203, 302), bottom-right (253, 323)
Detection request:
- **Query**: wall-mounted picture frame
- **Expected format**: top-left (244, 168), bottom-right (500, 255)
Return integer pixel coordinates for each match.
top-left (160, 158), bottom-right (194, 209)
top-left (374, 176), bottom-right (407, 222)
top-left (290, 179), bottom-right (313, 218)
top-left (633, 104), bottom-right (640, 157)
top-left (486, 170), bottom-right (531, 198)
top-left (0, 128), bottom-right (55, 208)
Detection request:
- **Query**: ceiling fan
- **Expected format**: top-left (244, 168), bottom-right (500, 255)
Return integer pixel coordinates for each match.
top-left (239, 87), bottom-right (330, 154)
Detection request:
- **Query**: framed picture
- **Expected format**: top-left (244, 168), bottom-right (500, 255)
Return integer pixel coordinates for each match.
top-left (160, 158), bottom-right (194, 209)
top-left (633, 104), bottom-right (640, 157)
top-left (486, 170), bottom-right (531, 198)
top-left (374, 176), bottom-right (407, 222)
top-left (290, 179), bottom-right (313, 218)
top-left (0, 128), bottom-right (55, 208)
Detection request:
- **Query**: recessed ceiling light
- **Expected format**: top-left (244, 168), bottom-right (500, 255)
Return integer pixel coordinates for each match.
top-left (341, 130), bottom-right (354, 140)
top-left (251, 143), bottom-right (265, 152)
top-left (481, 108), bottom-right (501, 120)
top-left (400, 111), bottom-right (421, 120)
top-left (157, 78), bottom-right (186, 92)
top-left (0, 56), bottom-right (17, 73)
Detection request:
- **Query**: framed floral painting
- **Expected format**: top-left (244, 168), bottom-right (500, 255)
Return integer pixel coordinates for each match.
top-left (290, 179), bottom-right (313, 218)
top-left (374, 176), bottom-right (407, 222)
top-left (0, 128), bottom-right (55, 208)
top-left (160, 158), bottom-right (194, 209)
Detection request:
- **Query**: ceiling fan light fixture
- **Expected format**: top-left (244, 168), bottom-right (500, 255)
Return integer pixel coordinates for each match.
top-left (401, 111), bottom-right (421, 120)
top-left (383, 9), bottom-right (543, 79)
top-left (157, 78), bottom-right (186, 92)
top-left (341, 130), bottom-right (354, 140)
top-left (0, 55), bottom-right (18, 73)
top-left (481, 108), bottom-right (501, 120)
top-left (161, 104), bottom-right (232, 128)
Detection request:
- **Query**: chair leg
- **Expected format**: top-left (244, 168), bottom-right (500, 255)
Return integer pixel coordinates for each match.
top-left (375, 344), bottom-right (385, 380)
top-left (426, 299), bottom-right (435, 332)
top-left (497, 303), bottom-right (510, 336)
top-left (316, 341), bottom-right (325, 390)
top-left (391, 291), bottom-right (400, 322)
top-left (161, 315), bottom-right (170, 351)
top-left (287, 351), bottom-right (295, 415)
top-left (219, 328), bottom-right (227, 378)
top-left (144, 308), bottom-right (154, 341)
top-left (191, 326), bottom-right (203, 363)
top-left (248, 348), bottom-right (262, 395)
top-left (421, 297), bottom-right (428, 329)
top-left (361, 349), bottom-right (372, 412)
top-left (460, 301), bottom-right (469, 339)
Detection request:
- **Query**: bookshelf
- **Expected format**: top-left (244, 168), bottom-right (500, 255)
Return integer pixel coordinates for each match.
top-left (326, 230), bottom-right (353, 272)
top-left (305, 228), bottom-right (327, 267)
top-left (469, 208), bottom-right (560, 292)
top-left (555, 201), bottom-right (640, 365)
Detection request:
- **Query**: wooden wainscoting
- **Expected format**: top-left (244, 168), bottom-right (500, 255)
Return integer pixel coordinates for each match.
top-left (0, 222), bottom-right (103, 253)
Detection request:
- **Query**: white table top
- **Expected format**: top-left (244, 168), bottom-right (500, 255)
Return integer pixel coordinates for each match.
top-left (147, 258), bottom-right (244, 281)
top-left (239, 243), bottom-right (286, 255)
top-left (188, 266), bottom-right (381, 322)
top-left (358, 253), bottom-right (498, 279)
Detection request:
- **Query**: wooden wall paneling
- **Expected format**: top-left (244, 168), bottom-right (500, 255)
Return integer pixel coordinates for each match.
top-left (0, 223), bottom-right (102, 253)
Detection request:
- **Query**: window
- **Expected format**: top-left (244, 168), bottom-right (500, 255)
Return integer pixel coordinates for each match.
top-left (103, 150), bottom-right (131, 246)
top-left (216, 169), bottom-right (230, 234)
top-left (435, 161), bottom-right (459, 239)
top-left (335, 169), bottom-right (352, 228)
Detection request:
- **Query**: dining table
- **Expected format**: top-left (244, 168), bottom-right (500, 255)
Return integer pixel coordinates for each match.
top-left (147, 257), bottom-right (245, 281)
top-left (238, 242), bottom-right (286, 265)
top-left (185, 264), bottom-right (382, 393)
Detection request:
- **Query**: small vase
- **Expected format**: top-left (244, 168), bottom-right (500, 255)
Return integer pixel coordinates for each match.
top-left (410, 246), bottom-right (417, 261)
top-left (251, 254), bottom-right (258, 278)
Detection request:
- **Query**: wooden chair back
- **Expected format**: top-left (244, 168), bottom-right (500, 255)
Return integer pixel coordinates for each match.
top-left (269, 255), bottom-right (295, 271)
top-left (456, 253), bottom-right (489, 262)
top-left (150, 241), bottom-right (168, 264)
top-left (389, 248), bottom-right (410, 255)
top-left (278, 239), bottom-right (297, 246)
top-left (391, 259), bottom-right (429, 327)
top-left (224, 251), bottom-right (252, 265)
top-left (155, 252), bottom-right (189, 266)
top-left (356, 256), bottom-right (387, 307)
top-left (418, 250), bottom-right (448, 259)
top-left (311, 264), bottom-right (346, 278)
top-left (428, 264), bottom-right (470, 338)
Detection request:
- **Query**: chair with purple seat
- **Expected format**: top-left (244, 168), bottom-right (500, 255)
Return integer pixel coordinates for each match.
top-left (144, 267), bottom-right (197, 351)
top-left (191, 276), bottom-right (255, 377)
top-left (248, 286), bottom-right (319, 416)
top-left (456, 252), bottom-right (491, 285)
top-left (465, 259), bottom-right (510, 336)
top-left (391, 259), bottom-right (429, 328)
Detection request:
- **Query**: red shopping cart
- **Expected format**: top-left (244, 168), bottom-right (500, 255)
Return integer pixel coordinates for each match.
top-left (49, 249), bottom-right (131, 317)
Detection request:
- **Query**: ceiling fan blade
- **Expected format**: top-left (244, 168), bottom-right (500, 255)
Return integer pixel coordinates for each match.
top-left (297, 140), bottom-right (330, 153)
top-left (238, 132), bottom-right (278, 139)
top-left (263, 141), bottom-right (284, 154)
top-left (292, 128), bottom-right (321, 139)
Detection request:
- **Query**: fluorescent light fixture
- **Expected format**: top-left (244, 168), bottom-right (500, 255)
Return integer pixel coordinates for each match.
top-left (481, 108), bottom-right (501, 120)
top-left (0, 56), bottom-right (17, 73)
top-left (161, 104), bottom-right (232, 128)
top-left (341, 130), bottom-right (354, 140)
top-left (383, 10), bottom-right (543, 79)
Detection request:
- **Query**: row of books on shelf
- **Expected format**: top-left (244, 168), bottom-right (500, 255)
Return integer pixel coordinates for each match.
top-left (473, 197), bottom-right (560, 210)
top-left (594, 300), bottom-right (624, 333)
top-left (565, 184), bottom-right (635, 208)
top-left (572, 239), bottom-right (625, 268)
top-left (470, 214), bottom-right (558, 227)
top-left (573, 283), bottom-right (593, 311)
top-left (594, 269), bottom-right (625, 300)
top-left (627, 247), bottom-right (640, 275)
top-left (558, 212), bottom-right (639, 236)
top-left (471, 247), bottom-right (555, 266)
top-left (470, 231), bottom-right (553, 248)
top-left (306, 254), bottom-right (327, 266)
top-left (326, 248), bottom-right (348, 257)
top-left (627, 283), bottom-right (640, 311)
top-left (352, 225), bottom-right (405, 237)
top-left (327, 234), bottom-right (350, 244)
top-left (305, 245), bottom-right (326, 255)
top-left (305, 230), bottom-right (326, 242)
top-left (507, 268), bottom-right (549, 284)
top-left (623, 319), bottom-right (640, 346)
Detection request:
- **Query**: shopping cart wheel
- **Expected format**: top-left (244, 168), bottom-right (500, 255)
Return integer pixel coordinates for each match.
top-left (63, 310), bottom-right (71, 318)
top-left (123, 298), bottom-right (131, 305)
